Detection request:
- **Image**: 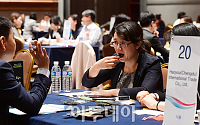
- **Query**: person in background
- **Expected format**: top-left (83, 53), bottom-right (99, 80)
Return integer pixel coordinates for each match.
top-left (163, 31), bottom-right (171, 50)
top-left (140, 11), bottom-right (169, 63)
top-left (18, 11), bottom-right (25, 34)
top-left (68, 14), bottom-right (82, 39)
top-left (9, 12), bottom-right (23, 39)
top-left (0, 15), bottom-right (51, 125)
top-left (82, 21), bottom-right (163, 99)
top-left (179, 15), bottom-right (193, 24)
top-left (39, 12), bottom-right (51, 32)
top-left (193, 15), bottom-right (200, 28)
top-left (155, 14), bottom-right (165, 38)
top-left (173, 12), bottom-right (186, 26)
top-left (43, 15), bottom-right (63, 40)
top-left (105, 13), bottom-right (131, 44)
top-left (163, 24), bottom-right (173, 50)
top-left (136, 23), bottom-right (200, 111)
top-left (23, 12), bottom-right (40, 41)
top-left (76, 9), bottom-right (103, 50)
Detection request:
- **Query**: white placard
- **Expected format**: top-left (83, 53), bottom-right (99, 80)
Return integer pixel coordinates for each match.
top-left (109, 17), bottom-right (115, 32)
top-left (163, 36), bottom-right (200, 125)
top-left (24, 15), bottom-right (29, 25)
top-left (62, 20), bottom-right (71, 47)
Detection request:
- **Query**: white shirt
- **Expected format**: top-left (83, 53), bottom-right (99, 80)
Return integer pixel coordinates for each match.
top-left (37, 68), bottom-right (50, 78)
top-left (40, 20), bottom-right (51, 32)
top-left (173, 19), bottom-right (180, 27)
top-left (193, 21), bottom-right (200, 28)
top-left (76, 22), bottom-right (103, 50)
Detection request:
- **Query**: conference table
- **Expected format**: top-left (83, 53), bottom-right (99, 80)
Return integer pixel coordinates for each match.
top-left (9, 89), bottom-right (164, 125)
top-left (23, 44), bottom-right (100, 70)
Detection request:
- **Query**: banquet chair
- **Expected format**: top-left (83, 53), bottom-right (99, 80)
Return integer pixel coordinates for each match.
top-left (71, 41), bottom-right (102, 91)
top-left (102, 43), bottom-right (115, 57)
top-left (103, 79), bottom-right (111, 90)
top-left (14, 36), bottom-right (23, 54)
top-left (161, 63), bottom-right (168, 89)
top-left (161, 63), bottom-right (168, 68)
top-left (14, 36), bottom-right (38, 74)
top-left (95, 22), bottom-right (100, 27)
top-left (14, 49), bottom-right (34, 91)
top-left (161, 68), bottom-right (168, 90)
top-left (150, 47), bottom-right (155, 56)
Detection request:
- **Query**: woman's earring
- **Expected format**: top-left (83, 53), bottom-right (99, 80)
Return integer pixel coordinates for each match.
top-left (3, 47), bottom-right (6, 51)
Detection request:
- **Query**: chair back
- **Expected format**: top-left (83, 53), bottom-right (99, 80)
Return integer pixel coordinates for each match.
top-left (95, 22), bottom-right (100, 27)
top-left (161, 68), bottom-right (168, 90)
top-left (161, 63), bottom-right (169, 89)
top-left (71, 41), bottom-right (102, 91)
top-left (102, 43), bottom-right (116, 57)
top-left (14, 36), bottom-right (23, 54)
top-left (14, 49), bottom-right (34, 91)
top-left (150, 47), bottom-right (155, 56)
top-left (161, 63), bottom-right (168, 68)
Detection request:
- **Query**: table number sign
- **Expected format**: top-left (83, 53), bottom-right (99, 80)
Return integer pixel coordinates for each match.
top-left (163, 36), bottom-right (200, 125)
top-left (63, 20), bottom-right (71, 47)
top-left (109, 17), bottom-right (115, 32)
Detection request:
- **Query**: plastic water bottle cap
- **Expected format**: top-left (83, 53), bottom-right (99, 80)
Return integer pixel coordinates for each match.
top-left (65, 61), bottom-right (70, 65)
top-left (54, 61), bottom-right (59, 65)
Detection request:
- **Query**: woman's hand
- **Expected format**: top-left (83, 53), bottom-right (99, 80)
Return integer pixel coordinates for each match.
top-left (29, 41), bottom-right (49, 70)
top-left (95, 56), bottom-right (120, 70)
top-left (90, 89), bottom-right (120, 97)
top-left (88, 56), bottom-right (120, 78)
top-left (140, 94), bottom-right (158, 110)
top-left (136, 91), bottom-right (149, 104)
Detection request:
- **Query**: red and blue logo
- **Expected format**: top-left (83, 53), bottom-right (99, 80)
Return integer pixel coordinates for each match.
top-left (166, 95), bottom-right (195, 109)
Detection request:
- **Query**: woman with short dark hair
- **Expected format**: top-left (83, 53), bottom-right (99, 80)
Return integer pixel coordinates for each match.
top-left (82, 21), bottom-right (163, 99)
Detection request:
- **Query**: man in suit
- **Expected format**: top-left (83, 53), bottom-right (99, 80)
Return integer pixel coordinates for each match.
top-left (140, 11), bottom-right (169, 63)
top-left (0, 15), bottom-right (51, 124)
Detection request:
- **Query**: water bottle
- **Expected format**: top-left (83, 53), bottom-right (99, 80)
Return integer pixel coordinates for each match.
top-left (62, 61), bottom-right (72, 92)
top-left (51, 61), bottom-right (61, 93)
top-left (69, 30), bottom-right (74, 40)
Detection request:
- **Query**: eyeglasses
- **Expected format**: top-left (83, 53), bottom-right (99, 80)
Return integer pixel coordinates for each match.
top-left (110, 41), bottom-right (133, 48)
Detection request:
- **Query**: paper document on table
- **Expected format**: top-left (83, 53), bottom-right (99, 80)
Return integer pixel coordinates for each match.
top-left (9, 104), bottom-right (72, 115)
top-left (58, 91), bottom-right (91, 97)
top-left (135, 109), bottom-right (164, 116)
top-left (118, 100), bottom-right (135, 105)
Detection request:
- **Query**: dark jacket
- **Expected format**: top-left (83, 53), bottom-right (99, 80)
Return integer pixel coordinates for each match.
top-left (156, 89), bottom-right (166, 101)
top-left (82, 51), bottom-right (163, 99)
top-left (72, 27), bottom-right (83, 39)
top-left (0, 60), bottom-right (51, 125)
top-left (143, 29), bottom-right (169, 62)
top-left (43, 28), bottom-right (63, 39)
